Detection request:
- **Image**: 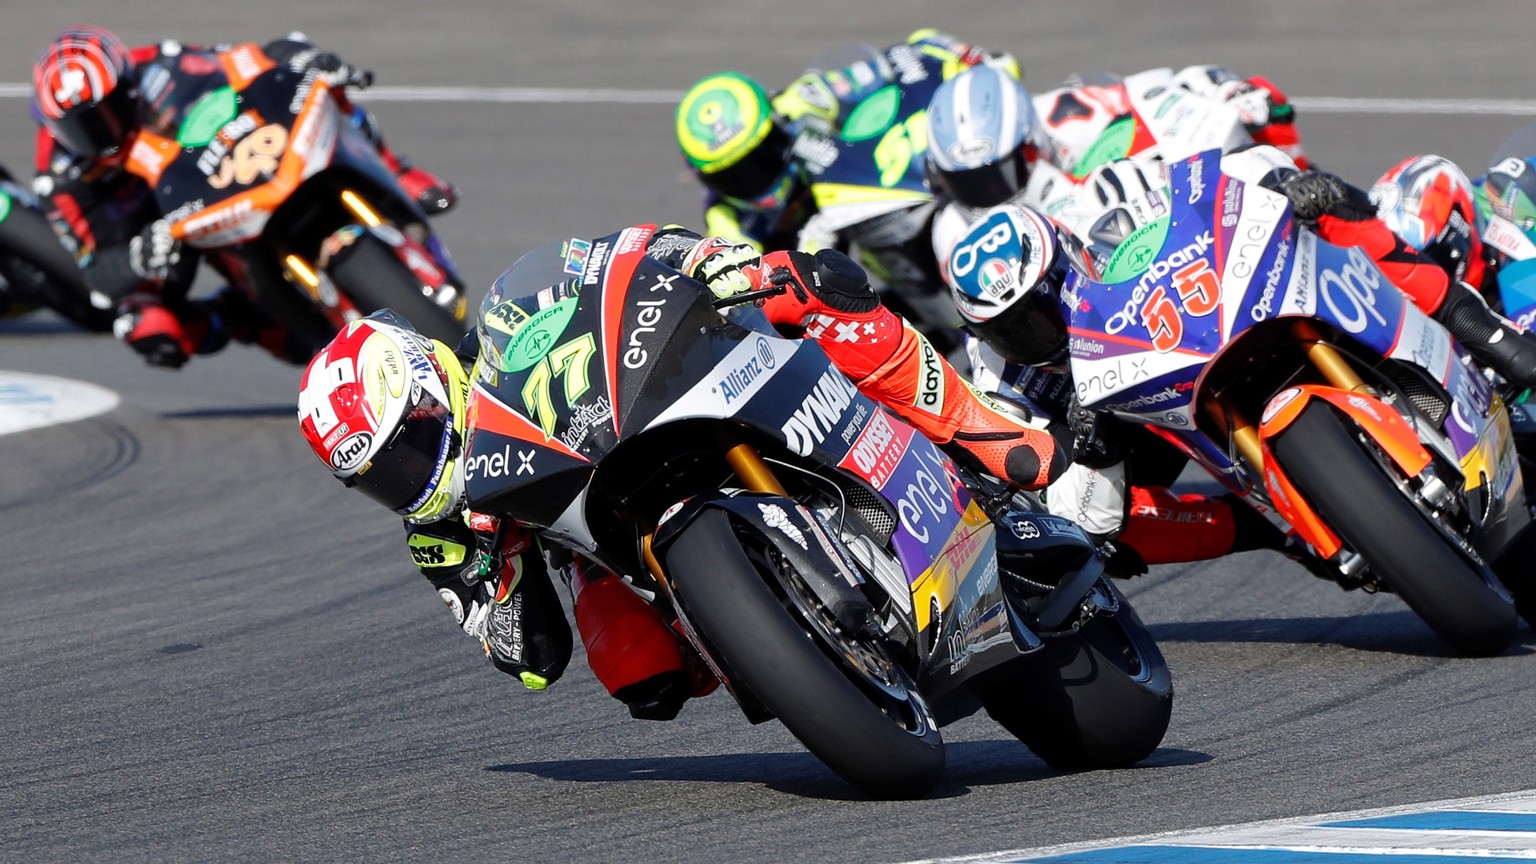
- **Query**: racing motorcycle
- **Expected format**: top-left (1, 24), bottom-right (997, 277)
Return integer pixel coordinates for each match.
top-left (460, 225), bottom-right (1171, 798)
top-left (950, 149), bottom-right (1529, 655)
top-left (792, 43), bottom-right (966, 354)
top-left (0, 165), bottom-right (112, 331)
top-left (120, 43), bottom-right (467, 355)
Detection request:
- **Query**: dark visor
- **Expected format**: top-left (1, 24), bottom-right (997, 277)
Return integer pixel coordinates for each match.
top-left (940, 144), bottom-right (1033, 210)
top-left (981, 249), bottom-right (1073, 367)
top-left (46, 82), bottom-right (136, 158)
top-left (345, 388), bottom-right (457, 513)
top-left (701, 121), bottom-right (795, 203)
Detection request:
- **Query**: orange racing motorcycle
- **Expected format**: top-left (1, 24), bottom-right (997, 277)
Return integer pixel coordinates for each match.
top-left (121, 43), bottom-right (467, 355)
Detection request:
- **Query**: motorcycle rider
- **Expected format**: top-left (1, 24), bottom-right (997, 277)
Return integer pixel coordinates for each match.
top-left (925, 62), bottom-right (1306, 275)
top-left (299, 226), bottom-right (1062, 717)
top-left (675, 30), bottom-right (1018, 351)
top-left (30, 26), bottom-right (459, 368)
top-left (676, 29), bottom-right (1017, 252)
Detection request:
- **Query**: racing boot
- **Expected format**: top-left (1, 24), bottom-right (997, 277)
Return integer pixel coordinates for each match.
top-left (112, 293), bottom-right (227, 369)
top-left (1431, 283), bottom-right (1536, 391)
top-left (711, 246), bottom-right (1064, 489)
top-left (348, 104), bottom-right (459, 215)
top-left (571, 559), bottom-right (715, 720)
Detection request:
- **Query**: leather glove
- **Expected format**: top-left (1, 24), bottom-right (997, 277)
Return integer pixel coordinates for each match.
top-left (128, 218), bottom-right (180, 283)
top-left (683, 237), bottom-right (763, 299)
top-left (1065, 392), bottom-right (1126, 469)
top-left (1277, 169), bottom-right (1376, 225)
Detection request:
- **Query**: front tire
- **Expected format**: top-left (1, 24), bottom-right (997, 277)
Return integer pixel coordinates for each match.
top-left (665, 508), bottom-right (945, 799)
top-left (0, 200), bottom-right (113, 332)
top-left (325, 230), bottom-right (467, 345)
top-left (1270, 402), bottom-right (1517, 655)
top-left (982, 579), bottom-right (1172, 770)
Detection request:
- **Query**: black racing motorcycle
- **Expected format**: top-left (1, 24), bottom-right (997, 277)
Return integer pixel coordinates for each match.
top-left (0, 166), bottom-right (112, 331)
top-left (459, 225), bottom-right (1172, 798)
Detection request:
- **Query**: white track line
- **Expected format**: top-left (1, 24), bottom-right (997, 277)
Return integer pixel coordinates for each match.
top-left (0, 83), bottom-right (1534, 114)
top-left (896, 788), bottom-right (1536, 864)
top-left (0, 371), bottom-right (119, 436)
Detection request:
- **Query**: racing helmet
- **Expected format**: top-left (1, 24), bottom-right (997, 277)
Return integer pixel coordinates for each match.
top-left (298, 310), bottom-right (471, 524)
top-left (945, 203), bottom-right (1076, 367)
top-left (1371, 155), bottom-right (1485, 287)
top-left (676, 72), bottom-right (801, 210)
top-left (1480, 126), bottom-right (1536, 269)
top-left (925, 64), bottom-right (1045, 209)
top-left (33, 26), bottom-right (139, 158)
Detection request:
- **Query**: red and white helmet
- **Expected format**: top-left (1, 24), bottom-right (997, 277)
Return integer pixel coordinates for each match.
top-left (1372, 154), bottom-right (1486, 287)
top-left (298, 311), bottom-right (471, 523)
top-left (33, 26), bottom-right (138, 158)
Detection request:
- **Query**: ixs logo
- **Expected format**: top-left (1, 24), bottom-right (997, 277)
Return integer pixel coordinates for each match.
top-left (464, 444), bottom-right (537, 480)
top-left (1105, 230), bottom-right (1214, 335)
top-left (781, 368), bottom-right (860, 455)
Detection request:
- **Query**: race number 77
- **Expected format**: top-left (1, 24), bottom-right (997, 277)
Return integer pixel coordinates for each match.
top-left (521, 333), bottom-right (596, 436)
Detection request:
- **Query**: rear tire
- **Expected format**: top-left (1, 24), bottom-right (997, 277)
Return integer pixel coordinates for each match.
top-left (0, 200), bottom-right (113, 331)
top-left (1270, 402), bottom-right (1517, 655)
top-left (666, 508), bottom-right (945, 799)
top-left (982, 579), bottom-right (1172, 770)
top-left (325, 230), bottom-right (467, 345)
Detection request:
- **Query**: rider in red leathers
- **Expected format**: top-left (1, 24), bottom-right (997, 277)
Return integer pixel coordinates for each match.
top-left (31, 26), bottom-right (458, 367)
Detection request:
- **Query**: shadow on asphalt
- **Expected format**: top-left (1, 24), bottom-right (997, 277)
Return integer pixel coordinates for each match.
top-left (487, 741), bottom-right (1212, 799)
top-left (160, 405), bottom-right (299, 419)
top-left (1149, 613), bottom-right (1536, 659)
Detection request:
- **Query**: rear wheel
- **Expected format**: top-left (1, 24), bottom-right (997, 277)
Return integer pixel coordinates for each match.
top-left (1270, 402), bottom-right (1517, 655)
top-left (0, 200), bottom-right (112, 331)
top-left (325, 230), bottom-right (467, 345)
top-left (665, 508), bottom-right (945, 799)
top-left (982, 579), bottom-right (1172, 770)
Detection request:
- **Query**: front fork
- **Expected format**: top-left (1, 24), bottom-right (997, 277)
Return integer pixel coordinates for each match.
top-left (642, 443), bottom-right (787, 583)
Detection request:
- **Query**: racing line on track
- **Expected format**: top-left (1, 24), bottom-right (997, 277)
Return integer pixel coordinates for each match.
top-left (1, 83), bottom-right (1536, 114)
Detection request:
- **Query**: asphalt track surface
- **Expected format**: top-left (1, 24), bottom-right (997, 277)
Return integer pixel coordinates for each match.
top-left (4, 2), bottom-right (1536, 862)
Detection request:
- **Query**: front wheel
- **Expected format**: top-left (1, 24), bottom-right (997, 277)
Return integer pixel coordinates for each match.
top-left (1270, 402), bottom-right (1517, 655)
top-left (665, 508), bottom-right (945, 799)
top-left (982, 579), bottom-right (1172, 770)
top-left (0, 199), bottom-right (113, 331)
top-left (325, 229), bottom-right (467, 345)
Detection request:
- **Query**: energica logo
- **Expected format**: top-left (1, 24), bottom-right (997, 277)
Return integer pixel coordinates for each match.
top-left (1104, 228), bottom-right (1213, 335)
top-left (498, 297), bottom-right (580, 373)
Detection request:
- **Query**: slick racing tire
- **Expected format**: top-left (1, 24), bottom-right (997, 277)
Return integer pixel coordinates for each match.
top-left (0, 200), bottom-right (113, 332)
top-left (982, 578), bottom-right (1172, 771)
top-left (1271, 402), bottom-right (1517, 655)
top-left (666, 509), bottom-right (945, 799)
top-left (325, 228), bottom-right (467, 346)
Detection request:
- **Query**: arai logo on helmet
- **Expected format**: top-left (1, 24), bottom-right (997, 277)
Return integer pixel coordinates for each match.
top-left (330, 431), bottom-right (373, 471)
top-left (947, 137), bottom-right (995, 165)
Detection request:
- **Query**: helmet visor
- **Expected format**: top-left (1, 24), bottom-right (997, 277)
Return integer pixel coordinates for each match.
top-left (701, 121), bottom-right (795, 204)
top-left (940, 144), bottom-right (1033, 209)
top-left (44, 81), bottom-right (136, 157)
top-left (977, 249), bottom-right (1073, 367)
top-left (346, 387), bottom-right (457, 514)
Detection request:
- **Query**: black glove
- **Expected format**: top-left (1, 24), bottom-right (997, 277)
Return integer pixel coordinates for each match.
top-left (1065, 393), bottom-right (1125, 469)
top-left (1277, 169), bottom-right (1376, 225)
top-left (129, 218), bottom-right (180, 282)
top-left (264, 34), bottom-right (372, 88)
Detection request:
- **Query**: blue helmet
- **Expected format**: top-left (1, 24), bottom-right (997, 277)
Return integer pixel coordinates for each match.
top-left (925, 65), bottom-right (1044, 209)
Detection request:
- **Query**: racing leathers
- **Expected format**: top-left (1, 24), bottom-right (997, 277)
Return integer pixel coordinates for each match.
top-left (403, 333), bottom-right (715, 720)
top-left (932, 64), bottom-right (1306, 273)
top-left (35, 34), bottom-right (452, 368)
top-left (666, 229), bottom-right (1064, 489)
top-left (701, 30), bottom-right (1017, 352)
